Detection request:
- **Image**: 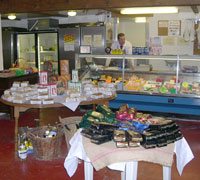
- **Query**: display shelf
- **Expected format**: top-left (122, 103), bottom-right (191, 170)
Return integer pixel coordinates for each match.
top-left (117, 90), bottom-right (200, 99)
top-left (76, 54), bottom-right (200, 115)
top-left (24, 51), bottom-right (57, 53)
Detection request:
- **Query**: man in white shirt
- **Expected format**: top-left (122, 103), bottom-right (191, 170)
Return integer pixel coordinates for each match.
top-left (105, 33), bottom-right (133, 69)
top-left (111, 33), bottom-right (132, 55)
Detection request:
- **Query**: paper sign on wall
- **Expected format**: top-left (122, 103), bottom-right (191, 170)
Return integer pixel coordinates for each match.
top-left (177, 37), bottom-right (189, 46)
top-left (93, 34), bottom-right (102, 47)
top-left (158, 20), bottom-right (168, 36)
top-left (64, 44), bottom-right (75, 51)
top-left (151, 37), bottom-right (162, 46)
top-left (150, 37), bottom-right (162, 55)
top-left (64, 34), bottom-right (75, 51)
top-left (168, 20), bottom-right (181, 36)
top-left (64, 34), bottom-right (75, 43)
top-left (83, 35), bottom-right (92, 46)
top-left (163, 37), bottom-right (175, 46)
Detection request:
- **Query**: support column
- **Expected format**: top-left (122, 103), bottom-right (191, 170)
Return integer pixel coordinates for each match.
top-left (0, 14), bottom-right (4, 70)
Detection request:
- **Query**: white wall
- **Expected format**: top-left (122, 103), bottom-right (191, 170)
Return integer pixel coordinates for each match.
top-left (148, 12), bottom-right (198, 55)
top-left (119, 18), bottom-right (146, 47)
top-left (0, 15), bottom-right (3, 70)
top-left (59, 15), bottom-right (103, 24)
top-left (1, 19), bottom-right (28, 29)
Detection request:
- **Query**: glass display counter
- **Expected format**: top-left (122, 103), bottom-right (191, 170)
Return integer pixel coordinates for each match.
top-left (75, 54), bottom-right (200, 115)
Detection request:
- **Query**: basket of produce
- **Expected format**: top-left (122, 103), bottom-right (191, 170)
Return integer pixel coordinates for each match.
top-left (27, 125), bottom-right (64, 161)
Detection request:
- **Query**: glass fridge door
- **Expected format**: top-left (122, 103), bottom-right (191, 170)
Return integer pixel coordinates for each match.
top-left (17, 34), bottom-right (36, 68)
top-left (38, 33), bottom-right (58, 74)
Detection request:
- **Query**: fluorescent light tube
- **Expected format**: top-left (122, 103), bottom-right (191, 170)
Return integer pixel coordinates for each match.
top-left (121, 7), bottom-right (178, 14)
top-left (135, 17), bottom-right (146, 23)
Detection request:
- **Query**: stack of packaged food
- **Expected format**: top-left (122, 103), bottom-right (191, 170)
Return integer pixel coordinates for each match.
top-left (79, 104), bottom-right (183, 148)
top-left (2, 81), bottom-right (55, 104)
top-left (81, 122), bottom-right (118, 144)
top-left (114, 129), bottom-right (143, 148)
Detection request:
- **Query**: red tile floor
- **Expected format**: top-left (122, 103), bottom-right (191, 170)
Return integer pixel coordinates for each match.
top-left (0, 107), bottom-right (200, 180)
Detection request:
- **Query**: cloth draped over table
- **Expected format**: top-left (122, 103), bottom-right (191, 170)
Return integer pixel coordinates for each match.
top-left (64, 129), bottom-right (194, 177)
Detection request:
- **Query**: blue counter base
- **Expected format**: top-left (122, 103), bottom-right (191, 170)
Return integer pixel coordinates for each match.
top-left (110, 93), bottom-right (200, 115)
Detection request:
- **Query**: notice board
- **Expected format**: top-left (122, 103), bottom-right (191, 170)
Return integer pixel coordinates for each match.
top-left (158, 20), bottom-right (181, 36)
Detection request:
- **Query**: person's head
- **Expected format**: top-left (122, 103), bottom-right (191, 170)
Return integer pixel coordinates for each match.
top-left (118, 33), bottom-right (126, 46)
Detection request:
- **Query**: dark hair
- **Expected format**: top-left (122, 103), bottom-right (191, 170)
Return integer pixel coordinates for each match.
top-left (118, 33), bottom-right (125, 40)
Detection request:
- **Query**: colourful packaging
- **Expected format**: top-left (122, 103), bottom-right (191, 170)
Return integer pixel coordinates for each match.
top-left (39, 71), bottom-right (48, 84)
top-left (60, 60), bottom-right (69, 76)
top-left (49, 83), bottom-right (57, 97)
top-left (72, 69), bottom-right (79, 82)
top-left (75, 82), bottom-right (82, 93)
top-left (68, 80), bottom-right (76, 89)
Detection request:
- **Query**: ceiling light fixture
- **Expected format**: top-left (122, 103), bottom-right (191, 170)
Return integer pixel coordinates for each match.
top-left (121, 7), bottom-right (178, 14)
top-left (67, 10), bottom-right (77, 16)
top-left (8, 13), bottom-right (16, 20)
top-left (135, 17), bottom-right (146, 23)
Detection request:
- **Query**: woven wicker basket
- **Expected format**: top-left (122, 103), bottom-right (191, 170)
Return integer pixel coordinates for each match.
top-left (27, 126), bottom-right (64, 161)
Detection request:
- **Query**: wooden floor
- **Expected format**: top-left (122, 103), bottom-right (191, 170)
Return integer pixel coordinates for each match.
top-left (0, 107), bottom-right (199, 180)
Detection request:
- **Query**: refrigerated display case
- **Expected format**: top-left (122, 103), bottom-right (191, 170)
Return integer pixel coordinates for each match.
top-left (75, 54), bottom-right (200, 115)
top-left (17, 34), bottom-right (36, 68)
top-left (15, 31), bottom-right (59, 74)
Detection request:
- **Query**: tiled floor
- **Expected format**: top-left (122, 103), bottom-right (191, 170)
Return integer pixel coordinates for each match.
top-left (0, 107), bottom-right (200, 180)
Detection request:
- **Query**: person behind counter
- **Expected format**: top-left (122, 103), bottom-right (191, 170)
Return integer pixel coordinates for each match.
top-left (105, 33), bottom-right (134, 69)
top-left (111, 33), bottom-right (132, 55)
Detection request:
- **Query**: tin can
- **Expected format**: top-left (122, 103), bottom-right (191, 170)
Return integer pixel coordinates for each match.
top-left (39, 71), bottom-right (48, 84)
top-left (49, 83), bottom-right (57, 97)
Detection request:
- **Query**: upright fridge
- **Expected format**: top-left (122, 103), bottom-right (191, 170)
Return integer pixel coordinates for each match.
top-left (59, 24), bottom-right (106, 73)
top-left (59, 27), bottom-right (80, 74)
top-left (16, 31), bottom-right (59, 74)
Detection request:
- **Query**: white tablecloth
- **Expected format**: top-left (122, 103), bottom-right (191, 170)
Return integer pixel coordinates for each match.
top-left (64, 129), bottom-right (194, 177)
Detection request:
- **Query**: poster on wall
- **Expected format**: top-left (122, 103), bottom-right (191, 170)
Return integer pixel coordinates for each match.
top-left (150, 37), bottom-right (162, 55)
top-left (158, 20), bottom-right (168, 36)
top-left (106, 23), bottom-right (113, 41)
top-left (163, 37), bottom-right (175, 46)
top-left (83, 35), bottom-right (92, 46)
top-left (177, 37), bottom-right (190, 46)
top-left (168, 20), bottom-right (181, 36)
top-left (64, 34), bottom-right (75, 51)
top-left (93, 35), bottom-right (102, 47)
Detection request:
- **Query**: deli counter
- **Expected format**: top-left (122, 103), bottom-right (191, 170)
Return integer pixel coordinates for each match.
top-left (75, 54), bottom-right (200, 115)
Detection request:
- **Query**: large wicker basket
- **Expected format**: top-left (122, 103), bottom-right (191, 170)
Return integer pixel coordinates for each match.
top-left (27, 126), bottom-right (64, 161)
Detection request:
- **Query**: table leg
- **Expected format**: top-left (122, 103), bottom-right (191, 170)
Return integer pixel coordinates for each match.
top-left (163, 166), bottom-right (171, 180)
top-left (125, 161), bottom-right (138, 180)
top-left (84, 161), bottom-right (93, 180)
top-left (121, 171), bottom-right (126, 180)
top-left (92, 104), bottom-right (96, 111)
top-left (14, 106), bottom-right (20, 158)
